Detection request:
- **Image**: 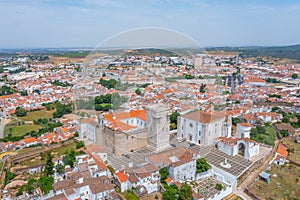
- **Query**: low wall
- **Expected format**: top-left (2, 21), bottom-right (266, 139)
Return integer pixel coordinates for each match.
top-left (207, 185), bottom-right (233, 200)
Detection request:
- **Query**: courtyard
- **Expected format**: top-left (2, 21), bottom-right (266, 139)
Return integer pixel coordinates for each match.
top-left (191, 177), bottom-right (229, 199)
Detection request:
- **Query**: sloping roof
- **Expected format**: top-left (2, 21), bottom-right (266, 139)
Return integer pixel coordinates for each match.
top-left (165, 177), bottom-right (172, 183)
top-left (182, 110), bottom-right (226, 124)
top-left (115, 171), bottom-right (127, 183)
top-left (23, 137), bottom-right (36, 144)
top-left (276, 143), bottom-right (288, 157)
top-left (259, 171), bottom-right (270, 179)
top-left (103, 109), bottom-right (146, 131)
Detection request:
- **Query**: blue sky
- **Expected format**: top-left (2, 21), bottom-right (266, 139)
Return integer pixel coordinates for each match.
top-left (1, 0), bottom-right (300, 48)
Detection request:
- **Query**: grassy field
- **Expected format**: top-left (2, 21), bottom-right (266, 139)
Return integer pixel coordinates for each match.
top-left (282, 138), bottom-right (300, 163)
top-left (10, 124), bottom-right (42, 137)
top-left (18, 109), bottom-right (55, 121)
top-left (51, 142), bottom-right (76, 156)
top-left (19, 157), bottom-right (46, 167)
top-left (250, 164), bottom-right (300, 199)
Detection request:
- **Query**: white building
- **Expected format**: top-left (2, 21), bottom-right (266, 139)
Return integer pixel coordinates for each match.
top-left (216, 137), bottom-right (260, 160)
top-left (178, 110), bottom-right (231, 146)
top-left (79, 118), bottom-right (98, 142)
top-left (118, 163), bottom-right (160, 195)
top-left (236, 123), bottom-right (252, 138)
top-left (169, 158), bottom-right (196, 181)
top-left (114, 171), bottom-right (128, 192)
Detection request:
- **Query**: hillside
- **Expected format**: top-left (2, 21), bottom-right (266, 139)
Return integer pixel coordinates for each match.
top-left (207, 44), bottom-right (300, 63)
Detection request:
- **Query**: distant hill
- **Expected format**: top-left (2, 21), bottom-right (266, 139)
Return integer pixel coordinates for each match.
top-left (206, 44), bottom-right (300, 63)
top-left (1, 44), bottom-right (300, 62)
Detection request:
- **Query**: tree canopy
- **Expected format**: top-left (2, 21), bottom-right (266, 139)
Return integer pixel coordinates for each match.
top-left (99, 78), bottom-right (118, 89)
top-left (15, 106), bottom-right (27, 117)
top-left (44, 152), bottom-right (54, 176)
top-left (53, 102), bottom-right (72, 118)
top-left (196, 158), bottom-right (211, 173)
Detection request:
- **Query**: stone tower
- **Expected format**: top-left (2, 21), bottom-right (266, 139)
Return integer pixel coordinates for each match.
top-left (146, 104), bottom-right (171, 152)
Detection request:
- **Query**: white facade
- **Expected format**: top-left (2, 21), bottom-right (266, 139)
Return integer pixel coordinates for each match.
top-left (80, 121), bottom-right (97, 142)
top-left (217, 138), bottom-right (260, 160)
top-left (169, 159), bottom-right (196, 181)
top-left (178, 111), bottom-right (230, 146)
top-left (236, 123), bottom-right (251, 138)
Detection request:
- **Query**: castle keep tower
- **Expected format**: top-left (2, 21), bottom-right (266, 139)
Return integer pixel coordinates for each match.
top-left (146, 104), bottom-right (171, 152)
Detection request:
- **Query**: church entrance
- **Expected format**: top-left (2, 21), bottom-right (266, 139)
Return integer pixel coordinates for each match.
top-left (238, 143), bottom-right (245, 156)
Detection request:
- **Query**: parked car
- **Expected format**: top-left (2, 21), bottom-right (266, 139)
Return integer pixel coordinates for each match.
top-left (189, 142), bottom-right (195, 147)
top-left (125, 154), bottom-right (130, 158)
top-left (171, 143), bottom-right (176, 147)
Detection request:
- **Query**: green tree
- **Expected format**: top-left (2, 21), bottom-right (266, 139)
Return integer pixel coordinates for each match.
top-left (39, 176), bottom-right (54, 194)
top-left (74, 131), bottom-right (79, 137)
top-left (215, 183), bottom-right (223, 190)
top-left (76, 141), bottom-right (85, 149)
top-left (53, 102), bottom-right (72, 118)
top-left (222, 91), bottom-right (230, 95)
top-left (196, 158), bottom-right (211, 173)
top-left (282, 116), bottom-right (290, 123)
top-left (159, 167), bottom-right (169, 183)
top-left (280, 130), bottom-right (289, 137)
top-left (170, 112), bottom-right (180, 124)
top-left (15, 106), bottom-right (27, 117)
top-left (292, 73), bottom-right (298, 79)
top-left (163, 185), bottom-right (179, 200)
top-left (99, 78), bottom-right (118, 89)
top-left (200, 84), bottom-right (206, 93)
top-left (179, 183), bottom-right (193, 200)
top-left (63, 150), bottom-right (76, 168)
top-left (44, 152), bottom-right (54, 176)
top-left (135, 88), bottom-right (142, 95)
top-left (232, 117), bottom-right (241, 126)
top-left (4, 169), bottom-right (16, 185)
top-left (55, 164), bottom-right (65, 175)
top-left (271, 106), bottom-right (280, 112)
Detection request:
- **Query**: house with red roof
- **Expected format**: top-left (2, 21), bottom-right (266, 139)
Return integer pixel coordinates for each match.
top-left (21, 137), bottom-right (37, 147)
top-left (274, 144), bottom-right (288, 165)
top-left (114, 171), bottom-right (128, 192)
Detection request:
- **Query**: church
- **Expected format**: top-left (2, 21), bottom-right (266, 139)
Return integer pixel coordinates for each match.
top-left (177, 109), bottom-right (232, 146)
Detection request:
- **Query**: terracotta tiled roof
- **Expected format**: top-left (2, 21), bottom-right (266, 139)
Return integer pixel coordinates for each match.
top-left (276, 144), bottom-right (288, 157)
top-left (182, 110), bottom-right (225, 123)
top-left (115, 171), bottom-right (127, 183)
